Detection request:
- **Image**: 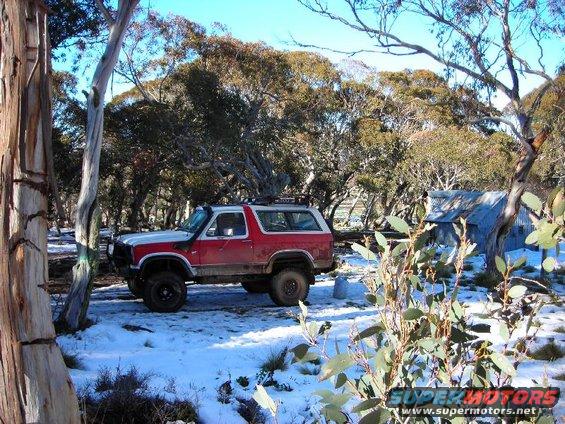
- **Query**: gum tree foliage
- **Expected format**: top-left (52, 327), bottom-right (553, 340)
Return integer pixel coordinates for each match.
top-left (277, 218), bottom-right (550, 422)
top-left (45, 0), bottom-right (103, 52)
top-left (407, 127), bottom-right (514, 191)
top-left (356, 70), bottom-right (503, 224)
top-left (298, 0), bottom-right (563, 273)
top-left (284, 52), bottom-right (382, 220)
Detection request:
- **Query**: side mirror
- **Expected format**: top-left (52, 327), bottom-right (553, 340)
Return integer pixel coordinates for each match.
top-left (222, 228), bottom-right (235, 237)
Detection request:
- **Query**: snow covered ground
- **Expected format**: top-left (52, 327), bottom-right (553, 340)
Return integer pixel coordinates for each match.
top-left (57, 248), bottom-right (564, 423)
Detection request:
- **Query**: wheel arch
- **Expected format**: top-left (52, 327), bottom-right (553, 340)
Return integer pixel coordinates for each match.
top-left (266, 250), bottom-right (315, 276)
top-left (139, 254), bottom-right (193, 282)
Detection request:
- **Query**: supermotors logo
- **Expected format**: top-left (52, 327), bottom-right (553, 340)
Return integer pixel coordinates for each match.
top-left (387, 387), bottom-right (560, 417)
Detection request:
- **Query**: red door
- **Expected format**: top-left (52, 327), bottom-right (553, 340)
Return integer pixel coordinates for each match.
top-left (196, 211), bottom-right (254, 270)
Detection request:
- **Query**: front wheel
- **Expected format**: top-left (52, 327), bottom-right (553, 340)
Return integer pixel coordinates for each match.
top-left (143, 271), bottom-right (186, 312)
top-left (269, 268), bottom-right (310, 306)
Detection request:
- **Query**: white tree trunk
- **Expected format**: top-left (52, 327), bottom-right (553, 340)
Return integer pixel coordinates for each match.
top-left (0, 1), bottom-right (80, 422)
top-left (59, 0), bottom-right (139, 330)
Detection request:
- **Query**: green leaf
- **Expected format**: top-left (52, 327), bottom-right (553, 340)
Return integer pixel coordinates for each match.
top-left (321, 406), bottom-right (348, 424)
top-left (525, 230), bottom-right (539, 245)
top-left (403, 308), bottom-right (424, 320)
top-left (490, 352), bottom-right (516, 376)
top-left (391, 242), bottom-right (407, 257)
top-left (469, 323), bottom-right (491, 333)
top-left (385, 215), bottom-right (410, 235)
top-left (351, 242), bottom-right (377, 261)
top-left (374, 231), bottom-right (387, 248)
top-left (253, 385), bottom-right (277, 416)
top-left (353, 325), bottom-right (383, 342)
top-left (499, 322), bottom-right (509, 343)
top-left (319, 353), bottom-right (355, 381)
top-left (521, 192), bottom-right (543, 212)
top-left (512, 256), bottom-right (527, 269)
top-left (359, 407), bottom-right (391, 424)
top-left (495, 256), bottom-right (506, 274)
top-left (508, 285), bottom-right (527, 298)
top-left (552, 194), bottom-right (565, 218)
top-left (542, 257), bottom-right (556, 272)
top-left (291, 343), bottom-right (310, 361)
top-left (335, 372), bottom-right (347, 389)
top-left (418, 337), bottom-right (437, 352)
top-left (351, 398), bottom-right (380, 413)
top-left (451, 301), bottom-right (464, 321)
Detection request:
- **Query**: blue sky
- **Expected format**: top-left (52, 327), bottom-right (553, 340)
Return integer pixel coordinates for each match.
top-left (56, 0), bottom-right (563, 109)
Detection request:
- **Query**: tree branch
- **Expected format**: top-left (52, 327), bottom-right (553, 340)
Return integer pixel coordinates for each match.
top-left (95, 0), bottom-right (115, 26)
top-left (470, 116), bottom-right (533, 154)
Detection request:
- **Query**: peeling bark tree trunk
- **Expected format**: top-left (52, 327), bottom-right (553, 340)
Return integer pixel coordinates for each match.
top-left (0, 1), bottom-right (80, 422)
top-left (59, 0), bottom-right (139, 330)
top-left (485, 129), bottom-right (549, 274)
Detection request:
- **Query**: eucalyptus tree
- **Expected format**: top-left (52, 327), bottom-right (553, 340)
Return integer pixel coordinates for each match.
top-left (60, 0), bottom-right (139, 331)
top-left (1, 1), bottom-right (79, 421)
top-left (299, 0), bottom-right (562, 273)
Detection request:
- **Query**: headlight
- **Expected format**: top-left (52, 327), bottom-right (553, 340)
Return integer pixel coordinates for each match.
top-left (108, 243), bottom-right (114, 255)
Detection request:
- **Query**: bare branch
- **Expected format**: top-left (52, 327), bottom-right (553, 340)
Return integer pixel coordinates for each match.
top-left (95, 0), bottom-right (115, 26)
top-left (470, 116), bottom-right (533, 154)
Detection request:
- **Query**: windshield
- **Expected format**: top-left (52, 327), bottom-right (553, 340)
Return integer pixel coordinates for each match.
top-left (178, 209), bottom-right (208, 233)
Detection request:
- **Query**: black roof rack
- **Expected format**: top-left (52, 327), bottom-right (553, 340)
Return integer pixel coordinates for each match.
top-left (242, 195), bottom-right (310, 206)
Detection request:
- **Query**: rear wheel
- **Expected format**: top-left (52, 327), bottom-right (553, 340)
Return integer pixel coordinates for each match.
top-left (269, 268), bottom-right (310, 306)
top-left (143, 271), bottom-right (186, 312)
top-left (241, 280), bottom-right (271, 294)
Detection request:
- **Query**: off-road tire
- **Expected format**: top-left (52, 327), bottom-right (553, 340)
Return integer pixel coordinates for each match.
top-left (269, 268), bottom-right (311, 306)
top-left (241, 280), bottom-right (271, 294)
top-left (127, 277), bottom-right (144, 298)
top-left (143, 271), bottom-right (186, 312)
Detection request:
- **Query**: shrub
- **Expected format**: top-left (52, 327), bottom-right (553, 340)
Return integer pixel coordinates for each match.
top-left (236, 376), bottom-right (250, 388)
top-left (530, 341), bottom-right (564, 361)
top-left (287, 218), bottom-right (545, 423)
top-left (555, 326), bottom-right (565, 334)
top-left (82, 366), bottom-right (198, 424)
top-left (473, 271), bottom-right (500, 289)
top-left (259, 347), bottom-right (288, 374)
top-left (61, 350), bottom-right (83, 370)
top-left (236, 397), bottom-right (267, 424)
top-left (217, 380), bottom-right (233, 404)
top-left (143, 339), bottom-right (154, 348)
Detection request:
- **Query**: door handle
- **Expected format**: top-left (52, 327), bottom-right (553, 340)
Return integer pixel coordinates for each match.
top-left (242, 239), bottom-right (252, 243)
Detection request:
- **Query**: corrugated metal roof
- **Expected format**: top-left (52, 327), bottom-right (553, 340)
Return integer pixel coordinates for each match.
top-left (425, 190), bottom-right (507, 224)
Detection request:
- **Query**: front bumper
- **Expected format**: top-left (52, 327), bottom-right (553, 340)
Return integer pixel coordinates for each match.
top-left (107, 241), bottom-right (138, 278)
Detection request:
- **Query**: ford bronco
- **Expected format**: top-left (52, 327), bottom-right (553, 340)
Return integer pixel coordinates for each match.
top-left (109, 198), bottom-right (335, 312)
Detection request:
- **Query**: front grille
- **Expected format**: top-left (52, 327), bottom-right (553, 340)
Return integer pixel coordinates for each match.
top-left (110, 241), bottom-right (132, 267)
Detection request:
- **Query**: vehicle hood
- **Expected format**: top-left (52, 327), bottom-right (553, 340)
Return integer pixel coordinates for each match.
top-left (117, 230), bottom-right (193, 247)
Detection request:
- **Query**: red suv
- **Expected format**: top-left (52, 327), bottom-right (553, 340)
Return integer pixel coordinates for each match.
top-left (109, 198), bottom-right (335, 312)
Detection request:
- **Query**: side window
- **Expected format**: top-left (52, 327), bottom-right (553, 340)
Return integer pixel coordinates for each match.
top-left (287, 212), bottom-right (321, 231)
top-left (256, 211), bottom-right (290, 232)
top-left (257, 211), bottom-right (321, 232)
top-left (206, 212), bottom-right (246, 237)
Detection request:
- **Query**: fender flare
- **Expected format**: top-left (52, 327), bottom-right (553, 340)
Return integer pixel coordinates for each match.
top-left (138, 253), bottom-right (194, 280)
top-left (265, 250), bottom-right (315, 274)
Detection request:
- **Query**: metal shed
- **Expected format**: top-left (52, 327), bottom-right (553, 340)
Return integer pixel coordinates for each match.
top-left (424, 190), bottom-right (537, 253)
